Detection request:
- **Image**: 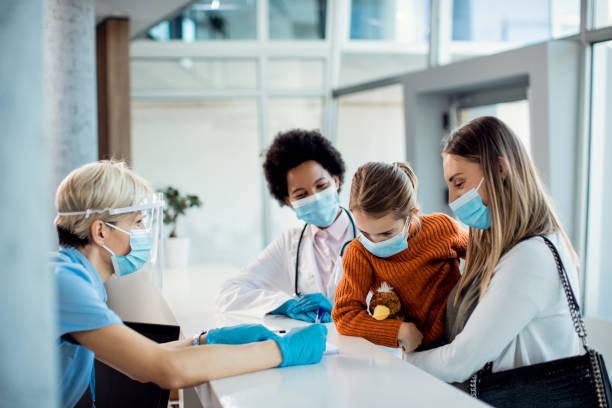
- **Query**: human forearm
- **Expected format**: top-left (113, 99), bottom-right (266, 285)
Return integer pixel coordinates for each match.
top-left (168, 340), bottom-right (283, 388)
top-left (161, 330), bottom-right (210, 349)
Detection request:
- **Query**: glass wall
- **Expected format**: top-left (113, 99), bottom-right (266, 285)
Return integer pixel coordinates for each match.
top-left (585, 40), bottom-right (612, 320)
top-left (335, 85), bottom-right (406, 205)
top-left (447, 0), bottom-right (580, 62)
top-left (269, 0), bottom-right (327, 40)
top-left (594, 0), bottom-right (612, 28)
top-left (266, 59), bottom-right (325, 90)
top-left (341, 0), bottom-right (429, 86)
top-left (350, 0), bottom-right (430, 42)
top-left (131, 99), bottom-right (263, 267)
top-left (131, 58), bottom-right (258, 92)
top-left (148, 0), bottom-right (258, 41)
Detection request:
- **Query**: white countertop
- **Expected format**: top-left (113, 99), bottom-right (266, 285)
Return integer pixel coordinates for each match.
top-left (158, 265), bottom-right (488, 408)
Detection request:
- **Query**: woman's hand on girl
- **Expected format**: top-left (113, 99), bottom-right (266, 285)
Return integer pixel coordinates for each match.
top-left (397, 322), bottom-right (423, 352)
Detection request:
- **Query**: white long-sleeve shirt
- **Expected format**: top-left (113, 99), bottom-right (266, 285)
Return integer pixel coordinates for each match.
top-left (216, 211), bottom-right (357, 318)
top-left (404, 233), bottom-right (582, 383)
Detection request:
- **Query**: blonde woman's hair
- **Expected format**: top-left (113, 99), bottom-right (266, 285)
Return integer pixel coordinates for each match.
top-left (349, 162), bottom-right (421, 227)
top-left (443, 116), bottom-right (579, 311)
top-left (54, 160), bottom-right (152, 247)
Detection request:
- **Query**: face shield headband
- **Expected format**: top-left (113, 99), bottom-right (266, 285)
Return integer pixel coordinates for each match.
top-left (57, 192), bottom-right (166, 267)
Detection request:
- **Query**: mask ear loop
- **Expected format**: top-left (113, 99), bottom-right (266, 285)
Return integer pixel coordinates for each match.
top-left (104, 222), bottom-right (130, 235)
top-left (475, 177), bottom-right (485, 193)
top-left (401, 216), bottom-right (411, 239)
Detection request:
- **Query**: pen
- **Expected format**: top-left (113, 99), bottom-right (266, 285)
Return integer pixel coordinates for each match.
top-left (273, 329), bottom-right (286, 334)
top-left (315, 306), bottom-right (325, 324)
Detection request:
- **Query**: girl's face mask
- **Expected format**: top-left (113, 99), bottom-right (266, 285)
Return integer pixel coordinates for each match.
top-left (359, 216), bottom-right (411, 258)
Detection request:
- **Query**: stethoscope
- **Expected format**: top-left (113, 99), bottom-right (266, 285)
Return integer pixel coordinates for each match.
top-left (294, 207), bottom-right (357, 297)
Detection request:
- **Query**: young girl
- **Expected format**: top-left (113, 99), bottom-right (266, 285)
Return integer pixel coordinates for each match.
top-left (332, 162), bottom-right (468, 351)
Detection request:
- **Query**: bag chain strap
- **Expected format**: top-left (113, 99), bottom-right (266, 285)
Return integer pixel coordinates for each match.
top-left (541, 237), bottom-right (607, 407)
top-left (470, 236), bottom-right (608, 408)
top-left (540, 236), bottom-right (588, 351)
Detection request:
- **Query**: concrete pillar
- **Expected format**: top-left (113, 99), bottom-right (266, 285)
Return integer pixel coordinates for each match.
top-left (44, 0), bottom-right (98, 191)
top-left (0, 1), bottom-right (58, 406)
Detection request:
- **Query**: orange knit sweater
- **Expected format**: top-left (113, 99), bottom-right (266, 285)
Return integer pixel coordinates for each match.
top-left (332, 213), bottom-right (468, 348)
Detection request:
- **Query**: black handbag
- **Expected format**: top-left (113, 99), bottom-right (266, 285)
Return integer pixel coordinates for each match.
top-left (469, 236), bottom-right (612, 408)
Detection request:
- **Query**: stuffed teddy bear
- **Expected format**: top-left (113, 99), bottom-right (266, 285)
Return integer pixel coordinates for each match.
top-left (368, 282), bottom-right (404, 321)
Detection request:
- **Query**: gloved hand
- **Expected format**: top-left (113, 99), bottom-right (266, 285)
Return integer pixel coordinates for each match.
top-left (292, 293), bottom-right (332, 313)
top-left (270, 298), bottom-right (332, 323)
top-left (274, 324), bottom-right (328, 367)
top-left (206, 324), bottom-right (279, 345)
top-left (270, 299), bottom-right (299, 315)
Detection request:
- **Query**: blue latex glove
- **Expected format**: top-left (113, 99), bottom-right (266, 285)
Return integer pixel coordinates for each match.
top-left (206, 324), bottom-right (278, 345)
top-left (292, 293), bottom-right (332, 313)
top-left (270, 299), bottom-right (329, 323)
top-left (274, 324), bottom-right (328, 367)
top-left (270, 299), bottom-right (298, 315)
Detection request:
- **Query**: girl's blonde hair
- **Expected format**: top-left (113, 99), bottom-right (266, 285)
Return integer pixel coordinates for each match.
top-left (349, 162), bottom-right (421, 226)
top-left (443, 116), bottom-right (579, 310)
top-left (54, 160), bottom-right (152, 247)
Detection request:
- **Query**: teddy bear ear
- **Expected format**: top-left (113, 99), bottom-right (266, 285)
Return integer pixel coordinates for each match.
top-left (377, 281), bottom-right (394, 293)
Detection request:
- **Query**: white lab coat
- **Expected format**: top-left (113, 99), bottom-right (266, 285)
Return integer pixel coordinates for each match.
top-left (216, 216), bottom-right (357, 318)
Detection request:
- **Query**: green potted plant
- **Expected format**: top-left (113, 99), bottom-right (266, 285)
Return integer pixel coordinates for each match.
top-left (159, 186), bottom-right (202, 268)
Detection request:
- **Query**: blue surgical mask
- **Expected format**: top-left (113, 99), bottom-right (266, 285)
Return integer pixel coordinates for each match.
top-left (449, 178), bottom-right (491, 230)
top-left (102, 223), bottom-right (153, 276)
top-left (359, 217), bottom-right (410, 258)
top-left (291, 185), bottom-right (340, 227)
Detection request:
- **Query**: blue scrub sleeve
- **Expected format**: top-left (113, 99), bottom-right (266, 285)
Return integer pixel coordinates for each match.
top-left (57, 267), bottom-right (122, 336)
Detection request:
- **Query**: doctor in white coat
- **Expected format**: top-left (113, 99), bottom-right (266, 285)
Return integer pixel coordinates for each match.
top-left (217, 129), bottom-right (357, 322)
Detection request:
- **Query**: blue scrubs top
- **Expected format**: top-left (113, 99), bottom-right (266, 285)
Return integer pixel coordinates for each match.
top-left (53, 246), bottom-right (123, 408)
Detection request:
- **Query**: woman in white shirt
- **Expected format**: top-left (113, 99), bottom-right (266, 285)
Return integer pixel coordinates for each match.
top-left (217, 129), bottom-right (357, 321)
top-left (403, 116), bottom-right (582, 384)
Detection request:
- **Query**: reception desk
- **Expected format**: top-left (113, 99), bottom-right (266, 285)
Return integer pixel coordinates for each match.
top-left (157, 265), bottom-right (488, 408)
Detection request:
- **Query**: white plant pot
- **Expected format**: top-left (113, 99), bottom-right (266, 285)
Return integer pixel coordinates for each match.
top-left (165, 237), bottom-right (190, 269)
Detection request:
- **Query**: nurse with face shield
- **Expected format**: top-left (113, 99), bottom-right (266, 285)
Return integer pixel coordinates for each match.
top-left (53, 161), bottom-right (326, 408)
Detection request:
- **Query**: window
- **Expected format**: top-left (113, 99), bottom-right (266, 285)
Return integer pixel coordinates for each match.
top-left (350, 0), bottom-right (429, 42)
top-left (446, 0), bottom-right (580, 62)
top-left (341, 0), bottom-right (429, 86)
top-left (335, 85), bottom-right (406, 205)
top-left (594, 0), bottom-right (612, 28)
top-left (585, 40), bottom-right (612, 320)
top-left (147, 0), bottom-right (257, 41)
top-left (269, 0), bottom-right (327, 40)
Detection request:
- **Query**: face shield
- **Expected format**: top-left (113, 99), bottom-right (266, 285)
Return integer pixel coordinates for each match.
top-left (57, 192), bottom-right (167, 287)
top-left (105, 192), bottom-right (165, 268)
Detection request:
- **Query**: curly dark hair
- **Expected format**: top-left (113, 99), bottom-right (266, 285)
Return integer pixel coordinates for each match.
top-left (263, 129), bottom-right (346, 206)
